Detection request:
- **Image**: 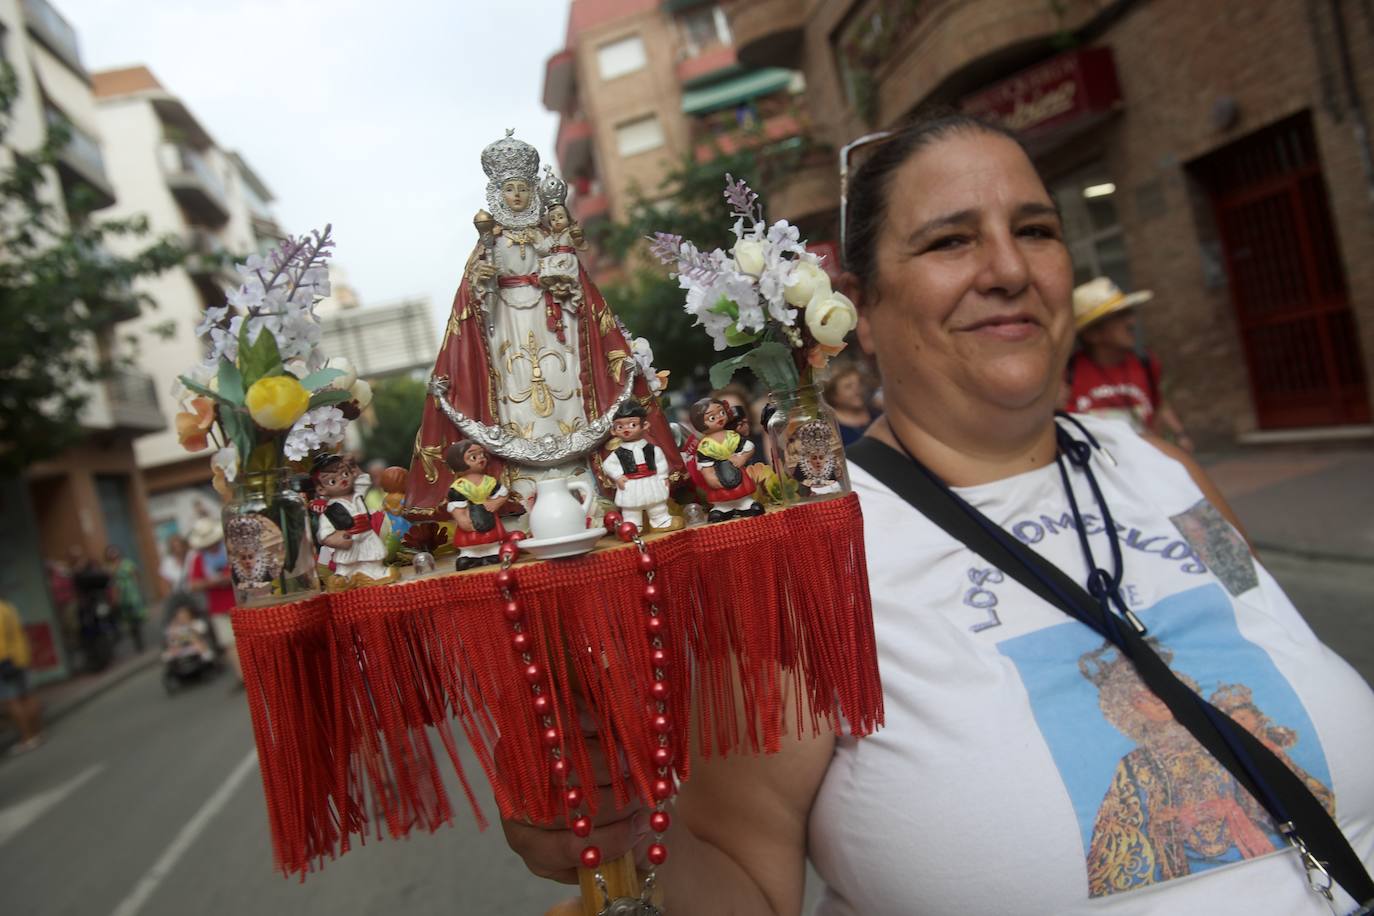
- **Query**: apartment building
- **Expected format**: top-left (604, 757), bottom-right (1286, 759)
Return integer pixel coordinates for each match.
top-left (1, 0), bottom-right (161, 680)
top-left (542, 0), bottom-right (813, 276)
top-left (719, 0), bottom-right (1374, 442)
top-left (91, 65), bottom-right (284, 534)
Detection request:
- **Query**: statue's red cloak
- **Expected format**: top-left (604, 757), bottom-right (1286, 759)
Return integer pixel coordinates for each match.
top-left (403, 257), bottom-right (683, 521)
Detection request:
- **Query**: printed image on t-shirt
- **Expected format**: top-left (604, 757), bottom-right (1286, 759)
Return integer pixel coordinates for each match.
top-left (997, 584), bottom-right (1332, 898)
top-left (1169, 499), bottom-right (1259, 597)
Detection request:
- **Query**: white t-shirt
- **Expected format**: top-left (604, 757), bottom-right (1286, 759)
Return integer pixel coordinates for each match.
top-left (809, 417), bottom-right (1374, 916)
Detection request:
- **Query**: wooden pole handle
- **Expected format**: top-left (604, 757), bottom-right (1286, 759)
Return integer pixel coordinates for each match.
top-left (543, 851), bottom-right (651, 915)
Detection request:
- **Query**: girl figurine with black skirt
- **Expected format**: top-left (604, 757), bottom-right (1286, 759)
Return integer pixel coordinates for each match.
top-left (690, 397), bottom-right (763, 523)
top-left (444, 440), bottom-right (509, 570)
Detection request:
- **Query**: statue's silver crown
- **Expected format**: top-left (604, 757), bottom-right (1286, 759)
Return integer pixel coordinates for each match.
top-left (539, 165), bottom-right (568, 209)
top-left (481, 129), bottom-right (540, 185)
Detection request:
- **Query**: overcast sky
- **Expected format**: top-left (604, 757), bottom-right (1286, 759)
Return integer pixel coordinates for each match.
top-left (59, 0), bottom-right (565, 333)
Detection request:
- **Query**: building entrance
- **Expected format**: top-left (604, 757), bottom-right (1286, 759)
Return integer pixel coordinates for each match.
top-left (1193, 112), bottom-right (1370, 429)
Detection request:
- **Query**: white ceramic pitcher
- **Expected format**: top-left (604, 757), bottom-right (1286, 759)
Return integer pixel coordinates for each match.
top-left (528, 476), bottom-right (596, 540)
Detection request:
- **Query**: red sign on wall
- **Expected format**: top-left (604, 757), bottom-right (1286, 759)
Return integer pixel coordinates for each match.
top-left (961, 47), bottom-right (1123, 139)
top-left (24, 622), bottom-right (59, 671)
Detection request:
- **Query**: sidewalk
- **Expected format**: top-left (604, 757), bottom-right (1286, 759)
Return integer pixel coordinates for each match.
top-left (0, 645), bottom-right (160, 756)
top-left (1200, 446), bottom-right (1374, 562)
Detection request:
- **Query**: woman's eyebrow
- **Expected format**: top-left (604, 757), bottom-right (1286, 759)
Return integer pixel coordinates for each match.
top-left (904, 209), bottom-right (977, 246)
top-left (1016, 201), bottom-right (1062, 221)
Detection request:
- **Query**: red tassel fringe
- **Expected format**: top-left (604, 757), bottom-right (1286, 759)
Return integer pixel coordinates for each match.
top-left (232, 493), bottom-right (882, 878)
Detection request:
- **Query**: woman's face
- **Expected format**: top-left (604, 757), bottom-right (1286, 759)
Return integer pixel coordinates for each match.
top-left (1082, 309), bottom-right (1137, 352)
top-left (830, 371), bottom-right (866, 410)
top-left (855, 131), bottom-right (1074, 423)
top-left (502, 179), bottom-right (532, 213)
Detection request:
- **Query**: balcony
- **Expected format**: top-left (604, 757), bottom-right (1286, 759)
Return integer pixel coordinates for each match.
top-left (45, 107), bottom-right (115, 211)
top-left (105, 368), bottom-right (166, 434)
top-left (769, 149), bottom-right (838, 225)
top-left (557, 116), bottom-right (595, 180)
top-left (159, 142), bottom-right (230, 227)
top-left (543, 48), bottom-right (577, 114)
top-left (691, 90), bottom-right (805, 162)
top-left (721, 0), bottom-right (805, 70)
top-left (572, 191), bottom-right (609, 233)
top-left (23, 0), bottom-right (86, 76)
top-left (676, 44), bottom-right (740, 87)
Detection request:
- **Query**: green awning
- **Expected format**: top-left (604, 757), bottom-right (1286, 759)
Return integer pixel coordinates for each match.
top-left (681, 68), bottom-right (794, 115)
top-left (662, 0), bottom-right (710, 11)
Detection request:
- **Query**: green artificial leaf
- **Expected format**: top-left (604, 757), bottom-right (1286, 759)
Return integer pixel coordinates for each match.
top-left (723, 325), bottom-right (762, 347)
top-left (708, 353), bottom-right (750, 390)
top-left (219, 405), bottom-right (254, 468)
top-left (178, 376), bottom-right (233, 405)
top-left (299, 367), bottom-right (345, 391)
top-left (744, 341), bottom-right (800, 392)
top-left (308, 388), bottom-right (353, 409)
top-left (238, 321), bottom-right (283, 388)
top-left (217, 358), bottom-right (245, 405)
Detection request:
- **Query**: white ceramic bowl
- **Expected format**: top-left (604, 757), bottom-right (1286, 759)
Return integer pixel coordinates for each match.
top-left (517, 527), bottom-right (607, 560)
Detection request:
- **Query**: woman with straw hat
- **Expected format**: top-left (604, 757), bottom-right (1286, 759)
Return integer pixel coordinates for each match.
top-left (187, 517), bottom-right (240, 687)
top-left (1065, 277), bottom-right (1193, 450)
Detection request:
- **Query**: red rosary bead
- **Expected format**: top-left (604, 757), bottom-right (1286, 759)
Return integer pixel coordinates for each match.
top-left (505, 530), bottom-right (528, 543)
top-left (651, 713), bottom-right (671, 734)
top-left (572, 815), bottom-right (592, 838)
top-left (643, 582), bottom-right (660, 603)
top-left (499, 542), bottom-right (520, 562)
top-left (650, 648), bottom-right (668, 669)
top-left (541, 726), bottom-right (560, 748)
top-left (650, 810), bottom-right (670, 834)
top-left (650, 680), bottom-right (670, 702)
top-left (511, 632), bottom-right (530, 653)
top-left (495, 568), bottom-right (515, 589)
top-left (532, 694), bottom-right (551, 716)
top-left (637, 551), bottom-right (656, 572)
top-left (564, 786), bottom-right (583, 808)
top-left (646, 843), bottom-right (668, 865)
top-left (651, 778), bottom-right (673, 800)
top-left (524, 662), bottom-right (543, 684)
top-left (550, 757), bottom-right (568, 781)
top-left (652, 745), bottom-right (674, 768)
top-left (645, 615), bottom-right (664, 637)
top-left (502, 599), bottom-right (522, 622)
top-left (580, 846), bottom-right (602, 869)
top-left (616, 520), bottom-right (638, 542)
top-left (602, 510), bottom-right (622, 532)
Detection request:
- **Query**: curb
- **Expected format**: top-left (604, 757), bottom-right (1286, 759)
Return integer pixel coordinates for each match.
top-left (1254, 542), bottom-right (1374, 567)
top-left (0, 650), bottom-right (161, 756)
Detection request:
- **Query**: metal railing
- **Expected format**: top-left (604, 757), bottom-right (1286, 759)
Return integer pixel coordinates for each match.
top-left (160, 142), bottom-right (229, 209)
top-left (105, 368), bottom-right (165, 432)
top-left (45, 107), bottom-right (111, 185)
top-left (22, 0), bottom-right (85, 74)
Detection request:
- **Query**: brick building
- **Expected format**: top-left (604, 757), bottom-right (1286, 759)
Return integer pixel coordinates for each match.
top-left (720, 0), bottom-right (1374, 444)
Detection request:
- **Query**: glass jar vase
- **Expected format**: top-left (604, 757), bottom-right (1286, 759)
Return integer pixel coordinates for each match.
top-left (221, 469), bottom-right (320, 607)
top-left (765, 383), bottom-right (851, 505)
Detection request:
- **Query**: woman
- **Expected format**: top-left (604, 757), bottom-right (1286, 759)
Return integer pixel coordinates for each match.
top-left (503, 115), bottom-right (1374, 914)
top-left (823, 360), bottom-right (874, 446)
top-left (104, 545), bottom-right (146, 652)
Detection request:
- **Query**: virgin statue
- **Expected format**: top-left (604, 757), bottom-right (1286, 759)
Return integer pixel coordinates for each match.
top-left (402, 130), bottom-right (682, 527)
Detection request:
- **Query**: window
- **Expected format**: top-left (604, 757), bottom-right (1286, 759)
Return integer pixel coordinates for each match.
top-left (679, 5), bottom-right (731, 56)
top-left (615, 115), bottom-right (665, 157)
top-left (1051, 165), bottom-right (1133, 291)
top-left (597, 34), bottom-right (647, 80)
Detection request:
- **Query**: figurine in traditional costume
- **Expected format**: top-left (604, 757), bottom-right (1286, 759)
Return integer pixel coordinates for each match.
top-left (603, 402), bottom-right (678, 532)
top-left (690, 397), bottom-right (764, 522)
top-left (313, 454), bottom-right (389, 580)
top-left (402, 130), bottom-right (682, 524)
top-left (444, 440), bottom-right (509, 570)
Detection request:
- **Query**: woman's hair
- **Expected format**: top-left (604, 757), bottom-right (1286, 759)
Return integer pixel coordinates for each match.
top-left (822, 360), bottom-right (868, 404)
top-left (843, 110), bottom-right (1040, 292)
top-left (444, 439), bottom-right (483, 474)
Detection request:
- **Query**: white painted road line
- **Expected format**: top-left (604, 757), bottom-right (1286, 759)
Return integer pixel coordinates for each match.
top-left (0, 764), bottom-right (105, 847)
top-left (108, 748), bottom-right (259, 916)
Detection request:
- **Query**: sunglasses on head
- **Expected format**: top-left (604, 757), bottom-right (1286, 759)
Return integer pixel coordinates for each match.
top-left (838, 130), bottom-right (896, 263)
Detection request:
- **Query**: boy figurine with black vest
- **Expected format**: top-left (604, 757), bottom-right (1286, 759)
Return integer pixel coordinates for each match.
top-left (604, 402), bottom-right (679, 532)
top-left (313, 454), bottom-right (390, 580)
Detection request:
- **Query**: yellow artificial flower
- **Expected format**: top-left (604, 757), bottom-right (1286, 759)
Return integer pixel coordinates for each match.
top-left (174, 397), bottom-right (216, 452)
top-left (245, 376), bottom-right (310, 430)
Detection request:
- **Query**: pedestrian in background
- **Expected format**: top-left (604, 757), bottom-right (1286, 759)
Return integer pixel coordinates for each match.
top-left (0, 598), bottom-right (44, 754)
top-left (158, 534), bottom-right (195, 607)
top-left (104, 545), bottom-right (146, 652)
top-left (187, 518), bottom-right (240, 688)
top-left (1065, 276), bottom-right (1193, 450)
top-left (70, 547), bottom-right (114, 672)
top-left (824, 359), bottom-right (876, 446)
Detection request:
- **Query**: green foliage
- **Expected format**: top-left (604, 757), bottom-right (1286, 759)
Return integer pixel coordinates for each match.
top-left (0, 60), bottom-right (185, 475)
top-left (359, 376), bottom-right (427, 468)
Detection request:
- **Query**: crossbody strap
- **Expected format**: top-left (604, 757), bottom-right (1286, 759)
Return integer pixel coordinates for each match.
top-left (849, 436), bottom-right (1374, 908)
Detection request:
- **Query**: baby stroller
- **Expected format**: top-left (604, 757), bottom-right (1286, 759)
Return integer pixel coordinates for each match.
top-left (160, 598), bottom-right (221, 695)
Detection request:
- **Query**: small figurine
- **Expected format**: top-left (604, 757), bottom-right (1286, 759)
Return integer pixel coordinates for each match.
top-left (313, 454), bottom-right (390, 580)
top-left (445, 439), bottom-right (510, 570)
top-left (537, 166), bottom-right (582, 338)
top-left (790, 421), bottom-right (842, 496)
top-left (690, 397), bottom-right (764, 523)
top-left (603, 402), bottom-right (678, 532)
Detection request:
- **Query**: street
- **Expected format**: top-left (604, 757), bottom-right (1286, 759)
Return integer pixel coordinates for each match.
top-left (1, 549), bottom-right (1370, 916)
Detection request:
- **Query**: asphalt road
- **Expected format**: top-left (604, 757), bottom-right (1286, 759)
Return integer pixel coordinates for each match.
top-left (1, 550), bottom-right (1369, 916)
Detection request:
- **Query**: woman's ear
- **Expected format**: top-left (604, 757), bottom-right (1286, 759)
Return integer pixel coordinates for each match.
top-left (839, 271), bottom-right (878, 356)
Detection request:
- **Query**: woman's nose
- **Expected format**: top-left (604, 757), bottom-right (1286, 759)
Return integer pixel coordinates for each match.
top-left (975, 231), bottom-right (1030, 298)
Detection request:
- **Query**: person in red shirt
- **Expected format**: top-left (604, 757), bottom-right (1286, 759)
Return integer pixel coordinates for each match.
top-left (186, 517), bottom-right (240, 687)
top-left (1065, 277), bottom-right (1194, 451)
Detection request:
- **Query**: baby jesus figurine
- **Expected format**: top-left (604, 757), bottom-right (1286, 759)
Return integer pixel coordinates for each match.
top-left (313, 454), bottom-right (390, 580)
top-left (603, 402), bottom-right (678, 532)
top-left (536, 167), bottom-right (583, 343)
top-left (444, 439), bottom-right (510, 571)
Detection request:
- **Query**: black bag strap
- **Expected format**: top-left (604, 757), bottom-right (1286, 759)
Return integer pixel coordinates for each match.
top-left (849, 436), bottom-right (1374, 908)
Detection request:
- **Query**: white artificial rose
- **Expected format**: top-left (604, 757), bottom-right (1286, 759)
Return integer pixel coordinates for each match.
top-left (784, 260), bottom-right (831, 309)
top-left (325, 356), bottom-right (357, 390)
top-left (350, 379), bottom-right (373, 410)
top-left (732, 239), bottom-right (766, 277)
top-left (805, 291), bottom-right (859, 347)
top-left (211, 446), bottom-right (239, 483)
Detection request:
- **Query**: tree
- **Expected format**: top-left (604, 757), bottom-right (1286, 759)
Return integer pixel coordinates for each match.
top-left (358, 375), bottom-right (427, 468)
top-left (593, 134), bottom-right (817, 387)
top-left (0, 62), bottom-right (185, 475)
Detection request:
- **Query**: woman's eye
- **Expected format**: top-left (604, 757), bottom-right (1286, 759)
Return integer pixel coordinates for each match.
top-left (1018, 223), bottom-right (1059, 240)
top-left (925, 234), bottom-right (969, 252)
